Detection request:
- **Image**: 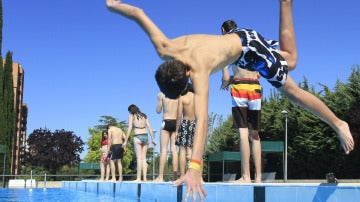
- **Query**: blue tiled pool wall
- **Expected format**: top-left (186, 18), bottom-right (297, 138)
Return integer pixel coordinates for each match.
top-left (62, 181), bottom-right (360, 202)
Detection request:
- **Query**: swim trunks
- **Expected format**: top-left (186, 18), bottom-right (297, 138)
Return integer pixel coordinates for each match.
top-left (161, 119), bottom-right (177, 132)
top-left (231, 78), bottom-right (261, 131)
top-left (176, 119), bottom-right (196, 147)
top-left (134, 133), bottom-right (149, 144)
top-left (230, 28), bottom-right (288, 88)
top-left (110, 144), bottom-right (124, 160)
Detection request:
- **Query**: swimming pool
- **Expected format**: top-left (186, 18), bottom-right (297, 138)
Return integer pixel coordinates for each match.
top-left (63, 180), bottom-right (360, 202)
top-left (0, 188), bottom-right (138, 202)
top-left (2, 182), bottom-right (360, 202)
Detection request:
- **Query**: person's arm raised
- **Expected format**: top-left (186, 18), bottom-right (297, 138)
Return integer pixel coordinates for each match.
top-left (106, 0), bottom-right (172, 60)
top-left (156, 93), bottom-right (164, 114)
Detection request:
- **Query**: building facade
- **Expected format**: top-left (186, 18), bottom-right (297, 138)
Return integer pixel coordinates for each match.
top-left (9, 61), bottom-right (27, 175)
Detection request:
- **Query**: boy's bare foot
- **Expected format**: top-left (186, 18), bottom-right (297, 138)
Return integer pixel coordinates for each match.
top-left (336, 121), bottom-right (354, 154)
top-left (229, 176), bottom-right (251, 183)
top-left (154, 178), bottom-right (164, 182)
top-left (254, 178), bottom-right (262, 183)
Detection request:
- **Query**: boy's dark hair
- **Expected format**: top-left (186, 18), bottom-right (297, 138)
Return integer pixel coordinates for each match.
top-left (181, 83), bottom-right (194, 96)
top-left (221, 20), bottom-right (238, 34)
top-left (155, 60), bottom-right (189, 99)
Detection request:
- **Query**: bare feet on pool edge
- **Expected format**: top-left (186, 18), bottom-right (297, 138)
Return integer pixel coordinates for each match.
top-left (254, 177), bottom-right (262, 183)
top-left (153, 178), bottom-right (164, 182)
top-left (229, 176), bottom-right (251, 183)
top-left (336, 121), bottom-right (354, 155)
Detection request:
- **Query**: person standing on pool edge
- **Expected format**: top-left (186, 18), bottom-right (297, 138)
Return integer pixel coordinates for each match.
top-left (221, 20), bottom-right (263, 183)
top-left (99, 130), bottom-right (110, 181)
top-left (124, 104), bottom-right (156, 182)
top-left (155, 92), bottom-right (179, 182)
top-left (108, 123), bottom-right (126, 182)
top-left (105, 0), bottom-right (354, 200)
top-left (175, 83), bottom-right (198, 180)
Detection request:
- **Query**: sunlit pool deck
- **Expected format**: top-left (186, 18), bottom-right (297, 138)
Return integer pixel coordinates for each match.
top-left (62, 180), bottom-right (360, 202)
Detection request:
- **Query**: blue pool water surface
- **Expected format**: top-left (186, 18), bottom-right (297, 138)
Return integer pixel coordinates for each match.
top-left (0, 188), bottom-right (127, 202)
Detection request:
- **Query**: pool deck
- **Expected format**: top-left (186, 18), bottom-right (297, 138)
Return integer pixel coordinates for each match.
top-left (62, 180), bottom-right (360, 202)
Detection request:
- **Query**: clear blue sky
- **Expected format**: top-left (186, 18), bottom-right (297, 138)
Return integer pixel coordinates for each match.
top-left (3, 0), bottom-right (360, 159)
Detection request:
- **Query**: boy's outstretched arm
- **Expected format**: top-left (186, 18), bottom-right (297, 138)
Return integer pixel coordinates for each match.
top-left (105, 0), bottom-right (172, 60)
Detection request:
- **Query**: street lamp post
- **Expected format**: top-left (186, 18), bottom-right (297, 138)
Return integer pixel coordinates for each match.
top-left (152, 130), bottom-right (157, 180)
top-left (281, 110), bottom-right (288, 182)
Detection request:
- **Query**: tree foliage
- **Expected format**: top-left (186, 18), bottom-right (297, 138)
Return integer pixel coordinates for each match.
top-left (3, 52), bottom-right (14, 150)
top-left (0, 51), bottom-right (15, 174)
top-left (25, 128), bottom-right (84, 174)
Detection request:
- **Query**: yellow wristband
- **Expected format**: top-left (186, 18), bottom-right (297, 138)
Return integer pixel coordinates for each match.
top-left (189, 162), bottom-right (201, 172)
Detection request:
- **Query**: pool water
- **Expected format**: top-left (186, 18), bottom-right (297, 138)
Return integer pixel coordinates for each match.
top-left (0, 188), bottom-right (130, 202)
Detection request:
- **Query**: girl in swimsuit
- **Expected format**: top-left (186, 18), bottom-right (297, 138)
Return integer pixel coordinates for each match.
top-left (99, 130), bottom-right (110, 181)
top-left (124, 104), bottom-right (157, 181)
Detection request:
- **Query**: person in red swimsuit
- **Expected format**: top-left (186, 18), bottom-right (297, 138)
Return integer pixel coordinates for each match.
top-left (99, 130), bottom-right (110, 181)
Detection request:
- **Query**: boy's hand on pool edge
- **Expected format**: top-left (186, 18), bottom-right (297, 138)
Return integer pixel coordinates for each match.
top-left (173, 169), bottom-right (207, 202)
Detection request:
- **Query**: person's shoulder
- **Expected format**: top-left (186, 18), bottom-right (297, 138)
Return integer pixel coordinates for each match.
top-left (158, 92), bottom-right (164, 97)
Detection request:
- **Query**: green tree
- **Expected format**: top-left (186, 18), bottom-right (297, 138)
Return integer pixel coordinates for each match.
top-left (2, 52), bottom-right (14, 163)
top-left (342, 65), bottom-right (360, 178)
top-left (261, 79), bottom-right (346, 179)
top-left (0, 0), bottom-right (5, 171)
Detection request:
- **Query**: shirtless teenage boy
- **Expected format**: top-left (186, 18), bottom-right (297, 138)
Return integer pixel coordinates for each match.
top-left (175, 83), bottom-right (197, 179)
top-left (221, 20), bottom-right (263, 183)
top-left (108, 124), bottom-right (126, 182)
top-left (106, 1), bottom-right (354, 200)
top-left (155, 92), bottom-right (179, 181)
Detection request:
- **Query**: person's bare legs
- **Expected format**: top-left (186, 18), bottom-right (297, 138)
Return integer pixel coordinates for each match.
top-left (250, 130), bottom-right (262, 183)
top-left (155, 130), bottom-right (170, 182)
top-left (110, 160), bottom-right (116, 181)
top-left (232, 128), bottom-right (251, 183)
top-left (142, 143), bottom-right (149, 182)
top-left (100, 162), bottom-right (105, 181)
top-left (133, 138), bottom-right (142, 181)
top-left (281, 75), bottom-right (354, 154)
top-left (105, 164), bottom-right (110, 181)
top-left (170, 131), bottom-right (179, 181)
top-left (277, 0), bottom-right (297, 70)
top-left (277, 0), bottom-right (354, 153)
top-left (116, 159), bottom-right (123, 182)
top-left (179, 146), bottom-right (187, 177)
